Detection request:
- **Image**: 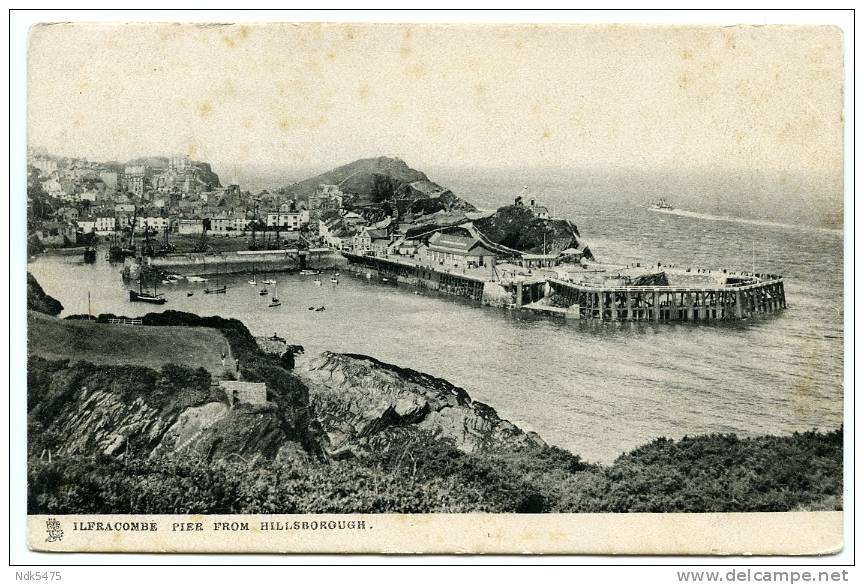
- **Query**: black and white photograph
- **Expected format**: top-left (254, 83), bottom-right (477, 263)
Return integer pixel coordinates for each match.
top-left (13, 13), bottom-right (849, 557)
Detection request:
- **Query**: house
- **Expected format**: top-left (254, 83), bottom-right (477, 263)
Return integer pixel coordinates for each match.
top-left (519, 253), bottom-right (561, 269)
top-left (79, 189), bottom-right (99, 202)
top-left (528, 199), bottom-right (550, 219)
top-left (137, 215), bottom-right (171, 232)
top-left (76, 217), bottom-right (97, 234)
top-left (308, 184), bottom-right (343, 221)
top-left (352, 227), bottom-right (390, 255)
top-left (265, 209), bottom-right (309, 230)
top-left (33, 222), bottom-right (77, 247)
top-left (123, 164), bottom-right (146, 177)
top-left (352, 229), bottom-right (371, 253)
top-left (94, 215), bottom-right (117, 234)
top-left (125, 176), bottom-right (145, 197)
top-left (55, 206), bottom-right (79, 223)
top-left (210, 216), bottom-right (249, 236)
top-left (41, 178), bottom-right (65, 198)
top-left (390, 237), bottom-right (419, 256)
top-left (424, 232), bottom-right (498, 269)
top-left (341, 211), bottom-right (367, 228)
top-left (320, 217), bottom-right (355, 250)
top-left (177, 219), bottom-right (204, 235)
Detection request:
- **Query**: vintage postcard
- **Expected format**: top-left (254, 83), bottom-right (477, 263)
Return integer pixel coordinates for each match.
top-left (22, 20), bottom-right (845, 554)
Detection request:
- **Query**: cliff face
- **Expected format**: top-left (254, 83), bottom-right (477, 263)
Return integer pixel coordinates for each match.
top-left (29, 349), bottom-right (545, 463)
top-left (27, 272), bottom-right (63, 316)
top-left (27, 357), bottom-right (299, 462)
top-left (298, 352), bottom-right (545, 456)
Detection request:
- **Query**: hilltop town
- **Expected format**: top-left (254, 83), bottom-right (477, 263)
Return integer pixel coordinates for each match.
top-left (26, 150), bottom-right (590, 268)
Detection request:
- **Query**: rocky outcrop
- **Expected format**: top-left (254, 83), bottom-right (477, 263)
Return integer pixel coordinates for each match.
top-left (52, 388), bottom-right (170, 457)
top-left (184, 402), bottom-right (290, 461)
top-left (298, 352), bottom-right (545, 456)
top-left (27, 273), bottom-right (63, 316)
top-left (123, 156), bottom-right (222, 188)
top-left (191, 161), bottom-right (222, 189)
top-left (26, 353), bottom-right (302, 463)
top-left (474, 204), bottom-right (593, 259)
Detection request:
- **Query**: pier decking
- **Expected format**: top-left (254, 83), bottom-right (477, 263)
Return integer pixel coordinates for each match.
top-left (343, 251), bottom-right (787, 323)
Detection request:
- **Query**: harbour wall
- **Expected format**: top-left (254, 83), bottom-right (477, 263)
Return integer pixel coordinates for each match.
top-left (343, 253), bottom-right (489, 302)
top-left (147, 249), bottom-right (345, 276)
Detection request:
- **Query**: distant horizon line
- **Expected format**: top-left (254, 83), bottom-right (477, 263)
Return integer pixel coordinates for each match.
top-left (27, 147), bottom-right (841, 181)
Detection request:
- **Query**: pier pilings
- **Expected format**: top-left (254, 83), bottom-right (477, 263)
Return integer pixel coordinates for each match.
top-left (547, 277), bottom-right (786, 323)
top-left (343, 252), bottom-right (787, 324)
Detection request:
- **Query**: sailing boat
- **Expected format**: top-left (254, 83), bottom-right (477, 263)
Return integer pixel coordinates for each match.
top-left (205, 263), bottom-right (227, 294)
top-left (129, 277), bottom-right (167, 304)
top-left (268, 280), bottom-right (281, 307)
top-left (248, 265), bottom-right (257, 286)
top-left (263, 272), bottom-right (276, 285)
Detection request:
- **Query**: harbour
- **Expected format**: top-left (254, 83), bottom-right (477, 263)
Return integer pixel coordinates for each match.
top-left (27, 188), bottom-right (842, 464)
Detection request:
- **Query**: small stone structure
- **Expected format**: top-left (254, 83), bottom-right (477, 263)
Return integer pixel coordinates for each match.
top-left (219, 380), bottom-right (267, 406)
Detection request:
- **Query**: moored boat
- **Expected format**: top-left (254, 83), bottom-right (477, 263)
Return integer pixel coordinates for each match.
top-left (129, 290), bottom-right (167, 304)
top-left (268, 281), bottom-right (281, 307)
top-left (129, 279), bottom-right (167, 304)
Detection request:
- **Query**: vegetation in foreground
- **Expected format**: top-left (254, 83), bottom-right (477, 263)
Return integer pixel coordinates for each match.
top-left (26, 285), bottom-right (843, 514)
top-left (29, 428), bottom-right (842, 514)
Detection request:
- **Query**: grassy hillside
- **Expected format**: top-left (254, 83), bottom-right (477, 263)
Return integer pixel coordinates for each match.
top-left (28, 312), bottom-right (233, 377)
top-left (28, 428), bottom-right (843, 514)
top-left (284, 157), bottom-right (429, 201)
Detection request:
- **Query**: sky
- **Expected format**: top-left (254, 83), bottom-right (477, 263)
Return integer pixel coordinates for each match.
top-left (28, 23), bottom-right (843, 187)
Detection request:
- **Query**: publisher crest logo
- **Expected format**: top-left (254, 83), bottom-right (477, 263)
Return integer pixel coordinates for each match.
top-left (45, 518), bottom-right (63, 542)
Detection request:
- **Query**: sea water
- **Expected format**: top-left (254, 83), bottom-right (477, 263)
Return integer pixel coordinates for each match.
top-left (27, 170), bottom-right (844, 463)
